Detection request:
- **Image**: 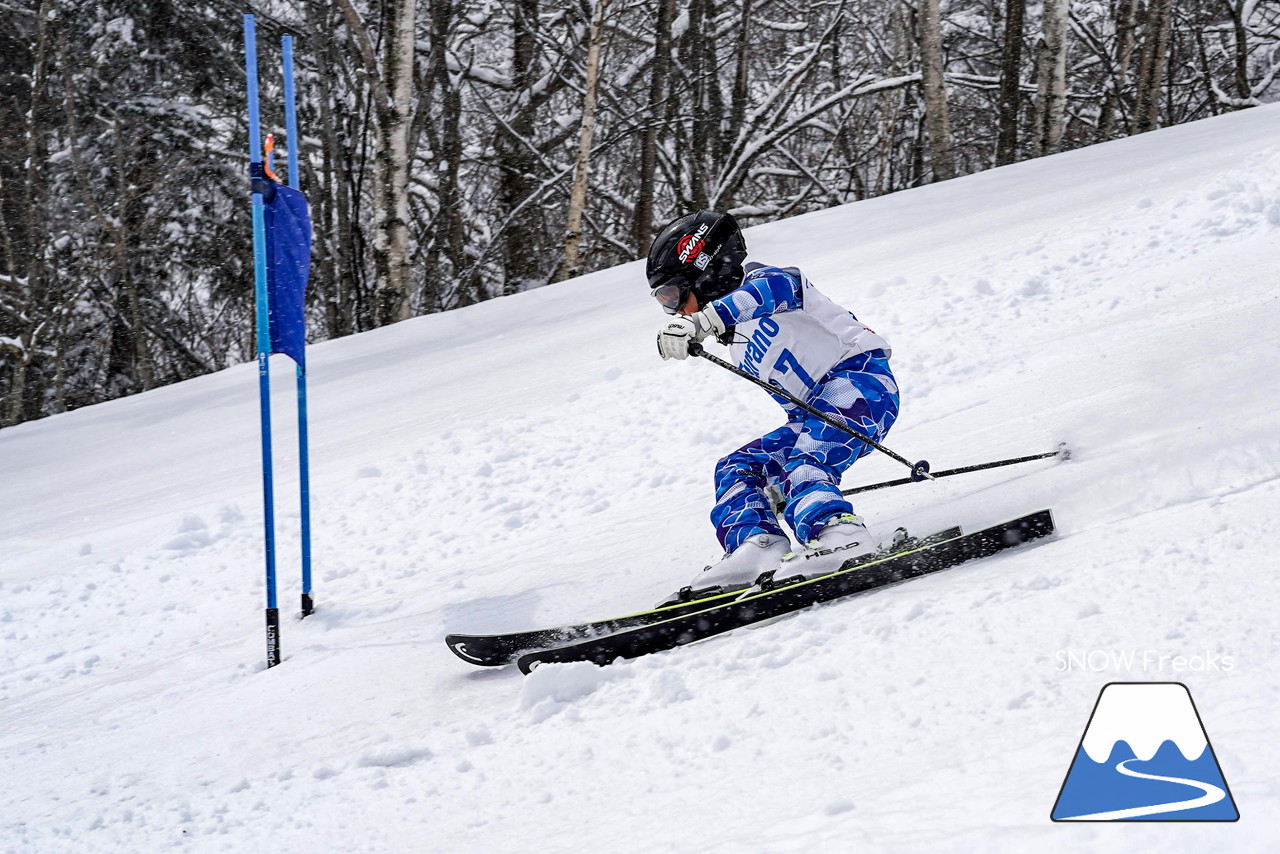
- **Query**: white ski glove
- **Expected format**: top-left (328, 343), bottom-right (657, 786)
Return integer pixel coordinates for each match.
top-left (656, 307), bottom-right (726, 360)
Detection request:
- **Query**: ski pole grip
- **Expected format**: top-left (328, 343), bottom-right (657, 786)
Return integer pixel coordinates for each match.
top-left (910, 460), bottom-right (932, 482)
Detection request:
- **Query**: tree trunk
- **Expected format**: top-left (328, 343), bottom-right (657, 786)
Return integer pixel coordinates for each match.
top-left (1135, 0), bottom-right (1175, 133)
top-left (681, 0), bottom-right (712, 208)
top-left (556, 0), bottom-right (610, 282)
top-left (373, 0), bottom-right (417, 324)
top-left (632, 0), bottom-right (675, 255)
top-left (338, 0), bottom-right (416, 326)
top-left (828, 15), bottom-right (862, 201)
top-left (424, 0), bottom-right (470, 308)
top-left (877, 6), bottom-right (912, 195)
top-left (4, 0), bottom-right (55, 426)
top-left (306, 0), bottom-right (357, 337)
top-left (497, 0), bottom-right (546, 295)
top-left (1032, 0), bottom-right (1070, 156)
top-left (700, 0), bottom-right (727, 181)
top-left (1224, 0), bottom-right (1251, 104)
top-left (919, 0), bottom-right (957, 180)
top-left (1098, 0), bottom-right (1140, 139)
top-left (114, 113), bottom-right (154, 392)
top-left (729, 0), bottom-right (751, 143)
top-left (3, 341), bottom-right (28, 427)
top-left (995, 0), bottom-right (1026, 166)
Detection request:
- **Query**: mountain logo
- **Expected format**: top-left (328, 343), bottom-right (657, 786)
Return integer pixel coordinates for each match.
top-left (1052, 682), bottom-right (1239, 822)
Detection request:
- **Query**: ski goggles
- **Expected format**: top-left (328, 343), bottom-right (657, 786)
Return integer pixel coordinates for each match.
top-left (650, 279), bottom-right (692, 314)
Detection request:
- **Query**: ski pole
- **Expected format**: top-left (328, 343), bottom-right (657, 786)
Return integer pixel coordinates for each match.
top-left (842, 443), bottom-right (1070, 496)
top-left (688, 342), bottom-right (933, 481)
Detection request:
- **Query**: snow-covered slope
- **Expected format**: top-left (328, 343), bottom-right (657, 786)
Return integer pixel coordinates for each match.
top-left (4, 106), bottom-right (1280, 852)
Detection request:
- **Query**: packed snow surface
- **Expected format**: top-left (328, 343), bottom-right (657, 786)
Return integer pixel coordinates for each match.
top-left (4, 105), bottom-right (1280, 852)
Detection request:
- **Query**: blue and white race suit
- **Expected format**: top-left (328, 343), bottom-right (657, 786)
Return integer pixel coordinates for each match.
top-left (705, 263), bottom-right (899, 551)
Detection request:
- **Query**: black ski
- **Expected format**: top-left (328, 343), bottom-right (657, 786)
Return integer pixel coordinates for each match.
top-left (516, 510), bottom-right (1054, 673)
top-left (446, 592), bottom-right (742, 667)
top-left (445, 525), bottom-right (962, 667)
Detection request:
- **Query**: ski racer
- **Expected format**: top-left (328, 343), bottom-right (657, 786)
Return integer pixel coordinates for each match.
top-left (648, 210), bottom-right (900, 605)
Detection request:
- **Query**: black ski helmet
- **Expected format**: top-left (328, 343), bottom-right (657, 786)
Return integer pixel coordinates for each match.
top-left (646, 211), bottom-right (747, 311)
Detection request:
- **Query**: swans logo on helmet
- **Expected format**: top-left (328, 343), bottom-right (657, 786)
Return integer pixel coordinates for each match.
top-left (676, 223), bottom-right (710, 264)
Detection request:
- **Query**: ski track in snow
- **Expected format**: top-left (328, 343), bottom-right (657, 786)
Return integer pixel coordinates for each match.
top-left (3, 105), bottom-right (1280, 852)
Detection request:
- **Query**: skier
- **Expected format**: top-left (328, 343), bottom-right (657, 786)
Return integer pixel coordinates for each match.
top-left (649, 211), bottom-right (900, 605)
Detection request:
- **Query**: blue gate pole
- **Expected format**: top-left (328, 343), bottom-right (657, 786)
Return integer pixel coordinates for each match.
top-left (283, 35), bottom-right (301, 190)
top-left (245, 14), bottom-right (281, 667)
top-left (282, 34), bottom-right (315, 618)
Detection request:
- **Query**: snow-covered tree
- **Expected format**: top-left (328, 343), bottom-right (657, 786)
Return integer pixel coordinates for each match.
top-left (2, 0), bottom-right (1279, 425)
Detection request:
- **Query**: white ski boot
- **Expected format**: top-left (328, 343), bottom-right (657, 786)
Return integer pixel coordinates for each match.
top-left (770, 514), bottom-right (879, 585)
top-left (657, 533), bottom-right (791, 607)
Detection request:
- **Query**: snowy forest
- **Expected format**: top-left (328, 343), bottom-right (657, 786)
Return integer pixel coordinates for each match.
top-left (1, 0), bottom-right (1278, 427)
